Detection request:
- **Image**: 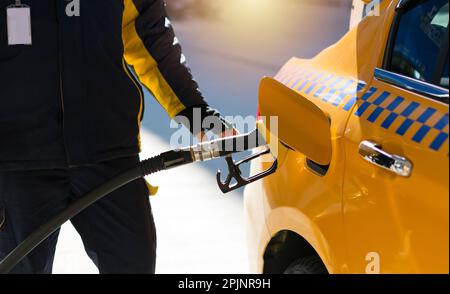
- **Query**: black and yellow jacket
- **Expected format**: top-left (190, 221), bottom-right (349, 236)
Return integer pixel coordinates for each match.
top-left (0, 0), bottom-right (220, 170)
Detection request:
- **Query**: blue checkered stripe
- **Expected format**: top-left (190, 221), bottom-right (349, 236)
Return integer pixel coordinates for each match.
top-left (276, 66), bottom-right (449, 152)
top-left (277, 67), bottom-right (366, 112)
top-left (355, 87), bottom-right (449, 152)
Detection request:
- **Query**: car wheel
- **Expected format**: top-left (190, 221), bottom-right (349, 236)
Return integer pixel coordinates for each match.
top-left (283, 256), bottom-right (328, 274)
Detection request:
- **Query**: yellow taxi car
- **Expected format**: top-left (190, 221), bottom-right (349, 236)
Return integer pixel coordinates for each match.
top-left (244, 0), bottom-right (449, 274)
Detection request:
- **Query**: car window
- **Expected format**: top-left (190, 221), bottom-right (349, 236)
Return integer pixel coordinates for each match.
top-left (387, 0), bottom-right (449, 85)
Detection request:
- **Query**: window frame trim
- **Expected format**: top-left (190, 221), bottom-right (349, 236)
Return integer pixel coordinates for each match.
top-left (382, 7), bottom-right (400, 70)
top-left (374, 67), bottom-right (449, 103)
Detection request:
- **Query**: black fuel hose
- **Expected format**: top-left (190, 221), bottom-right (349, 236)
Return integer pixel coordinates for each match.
top-left (0, 152), bottom-right (192, 274)
top-left (0, 130), bottom-right (263, 273)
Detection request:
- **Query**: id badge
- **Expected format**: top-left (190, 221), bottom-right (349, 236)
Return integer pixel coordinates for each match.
top-left (6, 4), bottom-right (32, 45)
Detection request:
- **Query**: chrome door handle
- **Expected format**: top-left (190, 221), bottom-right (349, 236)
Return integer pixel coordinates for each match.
top-left (358, 140), bottom-right (413, 177)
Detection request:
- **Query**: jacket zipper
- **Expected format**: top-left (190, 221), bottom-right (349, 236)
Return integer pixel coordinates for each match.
top-left (122, 59), bottom-right (145, 149)
top-left (57, 1), bottom-right (71, 167)
top-left (122, 58), bottom-right (144, 120)
top-left (59, 66), bottom-right (71, 167)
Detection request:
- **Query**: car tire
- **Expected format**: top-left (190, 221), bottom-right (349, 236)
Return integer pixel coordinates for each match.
top-left (283, 256), bottom-right (328, 274)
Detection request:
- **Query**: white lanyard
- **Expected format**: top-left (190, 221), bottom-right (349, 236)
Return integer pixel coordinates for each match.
top-left (6, 0), bottom-right (32, 45)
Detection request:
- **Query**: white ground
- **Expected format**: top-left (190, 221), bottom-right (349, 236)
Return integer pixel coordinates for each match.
top-left (52, 128), bottom-right (248, 274)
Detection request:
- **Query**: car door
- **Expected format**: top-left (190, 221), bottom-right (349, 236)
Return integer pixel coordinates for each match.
top-left (343, 0), bottom-right (449, 273)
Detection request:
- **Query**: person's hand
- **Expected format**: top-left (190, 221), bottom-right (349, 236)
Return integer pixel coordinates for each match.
top-left (196, 128), bottom-right (240, 143)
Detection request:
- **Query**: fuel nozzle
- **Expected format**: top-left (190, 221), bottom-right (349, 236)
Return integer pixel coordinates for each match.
top-left (187, 129), bottom-right (277, 193)
top-left (185, 129), bottom-right (262, 162)
top-left (140, 129), bottom-right (277, 193)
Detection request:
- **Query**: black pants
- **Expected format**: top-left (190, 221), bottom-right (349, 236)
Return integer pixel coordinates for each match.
top-left (0, 156), bottom-right (156, 274)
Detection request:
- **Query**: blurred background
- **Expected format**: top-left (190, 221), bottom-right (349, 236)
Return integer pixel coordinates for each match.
top-left (54, 0), bottom-right (355, 274)
top-left (147, 0), bottom-right (353, 174)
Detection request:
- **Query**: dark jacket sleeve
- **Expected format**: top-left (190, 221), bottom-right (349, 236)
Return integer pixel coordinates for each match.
top-left (122, 0), bottom-right (207, 119)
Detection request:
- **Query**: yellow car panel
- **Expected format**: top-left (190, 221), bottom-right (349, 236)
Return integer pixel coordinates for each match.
top-left (343, 77), bottom-right (449, 273)
top-left (244, 0), bottom-right (449, 274)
